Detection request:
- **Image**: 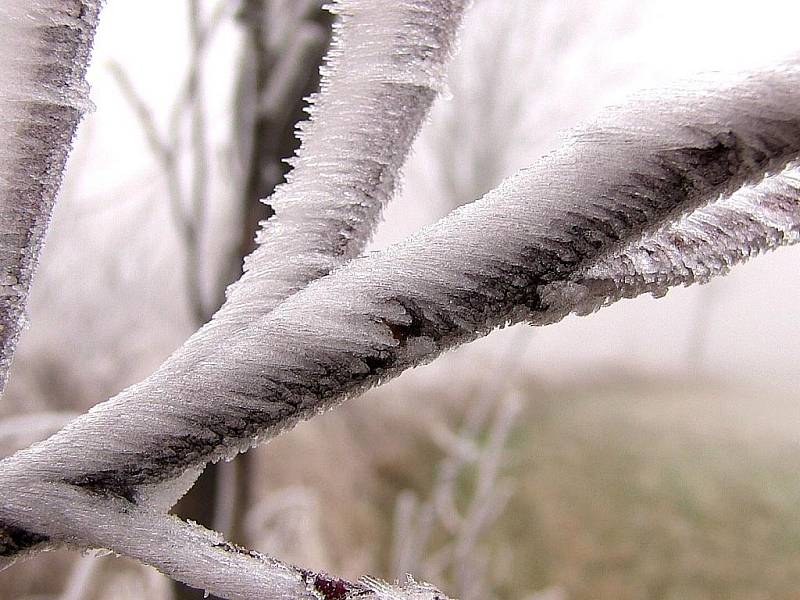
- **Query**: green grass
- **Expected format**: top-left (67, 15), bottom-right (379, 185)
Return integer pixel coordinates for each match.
top-left (467, 380), bottom-right (800, 599)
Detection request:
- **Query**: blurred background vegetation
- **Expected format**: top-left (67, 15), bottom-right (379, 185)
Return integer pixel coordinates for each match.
top-left (2, 1), bottom-right (800, 599)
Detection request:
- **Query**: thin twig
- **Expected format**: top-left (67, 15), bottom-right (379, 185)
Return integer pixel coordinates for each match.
top-left (107, 61), bottom-right (189, 234)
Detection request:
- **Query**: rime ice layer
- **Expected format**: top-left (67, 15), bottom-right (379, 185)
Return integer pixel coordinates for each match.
top-left (0, 0), bottom-right (101, 392)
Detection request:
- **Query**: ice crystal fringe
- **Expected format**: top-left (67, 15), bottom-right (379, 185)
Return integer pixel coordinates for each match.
top-left (565, 168), bottom-right (800, 314)
top-left (0, 0), bottom-right (101, 394)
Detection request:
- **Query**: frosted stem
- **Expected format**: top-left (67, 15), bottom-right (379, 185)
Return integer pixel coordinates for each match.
top-left (576, 168), bottom-right (800, 306)
top-left (0, 473), bottom-right (450, 600)
top-left (0, 0), bottom-right (101, 393)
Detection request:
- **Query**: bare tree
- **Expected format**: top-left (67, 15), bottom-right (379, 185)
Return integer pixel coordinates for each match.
top-left (1, 1), bottom-right (800, 599)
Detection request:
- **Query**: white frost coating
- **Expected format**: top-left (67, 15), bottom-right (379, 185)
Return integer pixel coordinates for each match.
top-left (3, 61), bottom-right (800, 584)
top-left (1, 473), bottom-right (454, 598)
top-left (571, 168), bottom-right (800, 311)
top-left (3, 35), bottom-right (800, 600)
top-left (0, 0), bottom-right (101, 393)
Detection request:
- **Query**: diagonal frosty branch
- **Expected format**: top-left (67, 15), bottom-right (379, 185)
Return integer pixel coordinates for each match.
top-left (2, 60), bottom-right (800, 583)
top-left (0, 0), bottom-right (101, 394)
top-left (572, 167), bottom-right (800, 309)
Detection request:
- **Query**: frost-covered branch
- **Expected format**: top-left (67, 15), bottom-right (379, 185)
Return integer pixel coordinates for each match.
top-left (2, 2), bottom-right (800, 598)
top-left (223, 0), bottom-right (467, 323)
top-left (2, 471), bottom-right (449, 600)
top-left (0, 0), bottom-right (101, 394)
top-left (2, 61), bottom-right (800, 585)
top-left (576, 167), bottom-right (800, 306)
top-left (231, 0), bottom-right (332, 277)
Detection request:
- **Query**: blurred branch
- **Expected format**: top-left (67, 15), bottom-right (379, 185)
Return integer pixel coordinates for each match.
top-left (107, 0), bottom-right (236, 327)
top-left (426, 0), bottom-right (641, 213)
top-left (167, 0), bottom-right (234, 143)
top-left (59, 555), bottom-right (102, 600)
top-left (185, 0), bottom-right (211, 327)
top-left (107, 62), bottom-right (189, 231)
top-left (392, 393), bottom-right (521, 600)
top-left (242, 485), bottom-right (329, 568)
top-left (108, 59), bottom-right (206, 324)
top-left (258, 21), bottom-right (329, 127)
